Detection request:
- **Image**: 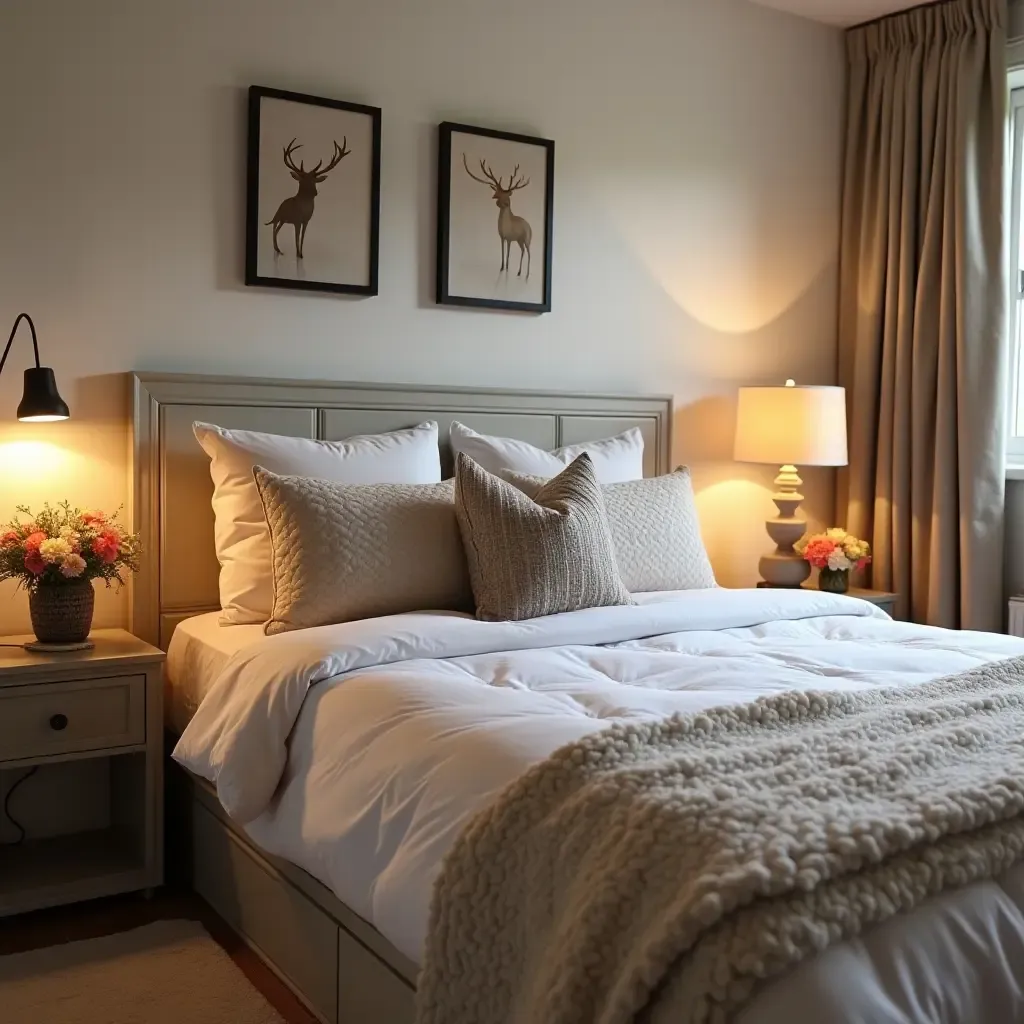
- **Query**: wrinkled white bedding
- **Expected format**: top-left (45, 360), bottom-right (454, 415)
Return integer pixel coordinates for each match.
top-left (174, 589), bottom-right (1024, 1021)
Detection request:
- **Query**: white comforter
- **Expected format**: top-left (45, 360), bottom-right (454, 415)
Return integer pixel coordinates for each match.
top-left (174, 589), bottom-right (1024, 1022)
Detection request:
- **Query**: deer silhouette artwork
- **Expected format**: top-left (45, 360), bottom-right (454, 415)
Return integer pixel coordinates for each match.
top-left (462, 154), bottom-right (533, 278)
top-left (266, 137), bottom-right (350, 259)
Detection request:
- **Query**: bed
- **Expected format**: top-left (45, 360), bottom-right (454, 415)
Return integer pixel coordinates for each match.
top-left (134, 372), bottom-right (1024, 1024)
top-left (133, 371), bottom-right (672, 1022)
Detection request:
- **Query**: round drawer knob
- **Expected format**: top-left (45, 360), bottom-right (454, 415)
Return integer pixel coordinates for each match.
top-left (49, 713), bottom-right (68, 732)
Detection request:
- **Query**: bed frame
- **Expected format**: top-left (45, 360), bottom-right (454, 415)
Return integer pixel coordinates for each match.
top-left (130, 371), bottom-right (673, 1023)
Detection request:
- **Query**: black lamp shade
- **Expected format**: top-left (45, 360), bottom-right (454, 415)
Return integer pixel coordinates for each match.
top-left (17, 367), bottom-right (70, 422)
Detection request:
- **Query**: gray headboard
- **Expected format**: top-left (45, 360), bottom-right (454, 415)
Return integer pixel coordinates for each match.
top-left (130, 372), bottom-right (673, 648)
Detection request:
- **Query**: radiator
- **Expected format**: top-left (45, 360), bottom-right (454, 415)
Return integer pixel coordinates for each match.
top-left (1010, 597), bottom-right (1024, 638)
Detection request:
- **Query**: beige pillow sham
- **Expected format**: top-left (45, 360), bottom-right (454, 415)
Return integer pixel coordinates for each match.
top-left (454, 452), bottom-right (633, 622)
top-left (254, 469), bottom-right (472, 635)
top-left (501, 468), bottom-right (717, 593)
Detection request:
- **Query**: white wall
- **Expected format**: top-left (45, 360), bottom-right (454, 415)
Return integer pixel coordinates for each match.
top-left (0, 0), bottom-right (844, 635)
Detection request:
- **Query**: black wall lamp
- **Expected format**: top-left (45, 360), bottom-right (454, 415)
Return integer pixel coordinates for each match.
top-left (1, 313), bottom-right (70, 422)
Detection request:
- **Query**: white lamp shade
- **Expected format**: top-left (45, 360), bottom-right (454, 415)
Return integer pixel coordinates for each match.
top-left (734, 384), bottom-right (848, 467)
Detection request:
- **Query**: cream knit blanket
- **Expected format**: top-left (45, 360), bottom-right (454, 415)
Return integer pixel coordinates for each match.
top-left (415, 657), bottom-right (1024, 1024)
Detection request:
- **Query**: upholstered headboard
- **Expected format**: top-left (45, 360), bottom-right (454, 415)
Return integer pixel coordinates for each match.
top-left (129, 372), bottom-right (673, 648)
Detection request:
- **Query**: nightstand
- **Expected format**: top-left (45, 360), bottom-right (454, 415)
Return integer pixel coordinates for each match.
top-left (759, 582), bottom-right (901, 619)
top-left (0, 628), bottom-right (164, 915)
top-left (840, 587), bottom-right (898, 618)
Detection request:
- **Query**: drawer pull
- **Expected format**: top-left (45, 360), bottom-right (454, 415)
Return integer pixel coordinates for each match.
top-left (49, 713), bottom-right (68, 732)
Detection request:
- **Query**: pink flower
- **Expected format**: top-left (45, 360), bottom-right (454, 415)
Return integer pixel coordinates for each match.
top-left (60, 553), bottom-right (87, 578)
top-left (24, 531), bottom-right (47, 551)
top-left (24, 551), bottom-right (45, 575)
top-left (92, 531), bottom-right (119, 564)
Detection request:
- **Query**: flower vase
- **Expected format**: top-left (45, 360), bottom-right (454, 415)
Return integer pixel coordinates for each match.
top-left (29, 578), bottom-right (95, 644)
top-left (818, 567), bottom-right (850, 594)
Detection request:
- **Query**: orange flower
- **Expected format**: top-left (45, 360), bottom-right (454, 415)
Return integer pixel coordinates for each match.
top-left (0, 531), bottom-right (19, 548)
top-left (24, 531), bottom-right (47, 551)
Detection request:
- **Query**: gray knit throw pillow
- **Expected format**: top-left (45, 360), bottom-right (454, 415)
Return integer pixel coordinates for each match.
top-left (454, 451), bottom-right (633, 622)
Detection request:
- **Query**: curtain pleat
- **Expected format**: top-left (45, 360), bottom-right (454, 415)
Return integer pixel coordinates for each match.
top-left (839, 0), bottom-right (1007, 629)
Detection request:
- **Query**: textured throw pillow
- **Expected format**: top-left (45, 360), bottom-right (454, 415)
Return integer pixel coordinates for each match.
top-left (253, 470), bottom-right (473, 635)
top-left (454, 452), bottom-right (633, 622)
top-left (449, 421), bottom-right (644, 483)
top-left (194, 421), bottom-right (441, 625)
top-left (502, 468), bottom-right (717, 593)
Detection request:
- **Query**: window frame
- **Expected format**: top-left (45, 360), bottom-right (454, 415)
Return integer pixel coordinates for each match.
top-left (1007, 81), bottom-right (1024, 463)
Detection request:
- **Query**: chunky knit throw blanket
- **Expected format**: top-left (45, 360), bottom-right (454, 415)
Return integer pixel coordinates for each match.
top-left (415, 657), bottom-right (1024, 1024)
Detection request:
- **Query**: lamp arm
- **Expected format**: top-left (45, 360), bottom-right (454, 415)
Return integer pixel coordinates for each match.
top-left (0, 314), bottom-right (42, 378)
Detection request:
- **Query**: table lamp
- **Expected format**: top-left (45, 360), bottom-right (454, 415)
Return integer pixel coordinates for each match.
top-left (734, 380), bottom-right (847, 587)
top-left (0, 313), bottom-right (70, 422)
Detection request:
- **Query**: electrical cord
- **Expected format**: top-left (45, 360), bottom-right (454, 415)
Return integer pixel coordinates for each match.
top-left (3, 766), bottom-right (38, 845)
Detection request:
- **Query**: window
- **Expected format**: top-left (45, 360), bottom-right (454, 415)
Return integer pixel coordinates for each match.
top-left (1007, 84), bottom-right (1024, 461)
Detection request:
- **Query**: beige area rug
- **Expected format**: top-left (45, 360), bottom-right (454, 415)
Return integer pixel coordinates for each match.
top-left (0, 919), bottom-right (285, 1023)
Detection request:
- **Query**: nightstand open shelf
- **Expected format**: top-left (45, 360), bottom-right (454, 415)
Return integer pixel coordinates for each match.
top-left (0, 630), bottom-right (164, 916)
top-left (0, 825), bottom-right (145, 914)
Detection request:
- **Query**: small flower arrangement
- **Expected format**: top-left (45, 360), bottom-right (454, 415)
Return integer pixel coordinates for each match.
top-left (799, 527), bottom-right (871, 573)
top-left (0, 503), bottom-right (140, 592)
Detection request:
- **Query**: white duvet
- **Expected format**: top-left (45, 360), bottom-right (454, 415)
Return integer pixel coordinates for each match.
top-left (174, 589), bottom-right (1024, 1022)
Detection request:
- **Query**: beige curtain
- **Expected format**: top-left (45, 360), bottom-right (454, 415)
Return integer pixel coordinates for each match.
top-left (839, 0), bottom-right (1008, 629)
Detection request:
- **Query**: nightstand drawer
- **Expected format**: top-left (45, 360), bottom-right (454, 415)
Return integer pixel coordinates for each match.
top-left (0, 676), bottom-right (146, 762)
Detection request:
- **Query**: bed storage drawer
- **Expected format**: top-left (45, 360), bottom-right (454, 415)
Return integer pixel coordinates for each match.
top-left (192, 801), bottom-right (338, 1023)
top-left (338, 930), bottom-right (416, 1023)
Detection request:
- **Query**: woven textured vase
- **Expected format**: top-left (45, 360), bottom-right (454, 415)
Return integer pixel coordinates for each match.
top-left (29, 578), bottom-right (95, 644)
top-left (818, 567), bottom-right (850, 594)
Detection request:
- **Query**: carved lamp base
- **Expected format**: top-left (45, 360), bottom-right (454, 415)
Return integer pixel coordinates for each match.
top-left (758, 464), bottom-right (811, 589)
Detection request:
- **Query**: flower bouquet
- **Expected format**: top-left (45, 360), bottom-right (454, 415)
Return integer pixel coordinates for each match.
top-left (0, 503), bottom-right (140, 645)
top-left (798, 528), bottom-right (871, 594)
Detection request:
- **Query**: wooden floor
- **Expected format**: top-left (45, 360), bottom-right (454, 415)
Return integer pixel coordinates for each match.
top-left (0, 886), bottom-right (318, 1024)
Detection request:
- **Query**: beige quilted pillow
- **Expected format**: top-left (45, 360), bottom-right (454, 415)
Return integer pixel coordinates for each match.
top-left (502, 468), bottom-right (716, 593)
top-left (254, 469), bottom-right (472, 635)
top-left (454, 452), bottom-right (633, 622)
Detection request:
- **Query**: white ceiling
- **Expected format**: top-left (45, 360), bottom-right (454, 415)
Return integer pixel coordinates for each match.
top-left (747, 0), bottom-right (923, 28)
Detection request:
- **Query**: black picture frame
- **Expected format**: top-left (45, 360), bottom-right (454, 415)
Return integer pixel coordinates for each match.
top-left (245, 85), bottom-right (381, 296)
top-left (436, 121), bottom-right (554, 313)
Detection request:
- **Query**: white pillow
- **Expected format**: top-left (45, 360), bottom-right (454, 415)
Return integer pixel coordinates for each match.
top-left (449, 421), bottom-right (644, 483)
top-left (194, 421), bottom-right (441, 624)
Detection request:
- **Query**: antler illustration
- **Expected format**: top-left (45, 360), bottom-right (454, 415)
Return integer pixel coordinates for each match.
top-left (282, 138), bottom-right (305, 173)
top-left (463, 154), bottom-right (505, 190)
top-left (312, 138), bottom-right (350, 176)
top-left (462, 154), bottom-right (530, 193)
top-left (506, 164), bottom-right (530, 191)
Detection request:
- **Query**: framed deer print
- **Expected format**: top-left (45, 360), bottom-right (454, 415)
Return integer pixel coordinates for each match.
top-left (245, 86), bottom-right (381, 296)
top-left (436, 122), bottom-right (554, 313)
